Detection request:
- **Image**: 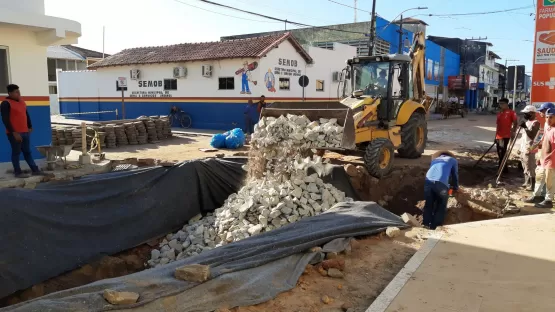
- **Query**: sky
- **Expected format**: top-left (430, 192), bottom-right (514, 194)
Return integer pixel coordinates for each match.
top-left (44, 0), bottom-right (536, 71)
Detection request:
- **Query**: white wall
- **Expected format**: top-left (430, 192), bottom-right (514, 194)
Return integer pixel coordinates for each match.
top-left (0, 0), bottom-right (44, 14)
top-left (59, 40), bottom-right (356, 101)
top-left (49, 94), bottom-right (59, 114)
top-left (0, 26), bottom-right (49, 96)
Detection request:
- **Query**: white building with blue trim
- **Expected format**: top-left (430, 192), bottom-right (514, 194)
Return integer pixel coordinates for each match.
top-left (58, 33), bottom-right (356, 130)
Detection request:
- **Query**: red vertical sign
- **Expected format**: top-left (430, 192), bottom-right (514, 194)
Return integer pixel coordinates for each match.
top-left (532, 1), bottom-right (555, 105)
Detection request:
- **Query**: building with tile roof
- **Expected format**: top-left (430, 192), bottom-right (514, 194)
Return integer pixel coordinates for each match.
top-left (58, 33), bottom-right (355, 131)
top-left (89, 33), bottom-right (312, 69)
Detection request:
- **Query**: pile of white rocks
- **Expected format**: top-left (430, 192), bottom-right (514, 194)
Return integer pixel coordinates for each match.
top-left (251, 115), bottom-right (344, 149)
top-left (147, 114), bottom-right (351, 268)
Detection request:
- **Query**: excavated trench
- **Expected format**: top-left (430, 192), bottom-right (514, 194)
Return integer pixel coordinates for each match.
top-left (347, 162), bottom-right (512, 225)
top-left (0, 159), bottom-right (513, 309)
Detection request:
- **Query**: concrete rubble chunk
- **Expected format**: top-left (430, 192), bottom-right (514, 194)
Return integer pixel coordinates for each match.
top-left (150, 249), bottom-right (160, 260)
top-left (386, 227), bottom-right (401, 238)
top-left (321, 295), bottom-right (333, 304)
top-left (175, 264), bottom-right (211, 283)
top-left (341, 302), bottom-right (354, 311)
top-left (103, 289), bottom-right (139, 305)
top-left (401, 213), bottom-right (421, 227)
top-left (327, 268), bottom-right (344, 278)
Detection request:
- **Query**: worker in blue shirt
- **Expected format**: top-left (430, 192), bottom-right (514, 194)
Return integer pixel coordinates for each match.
top-left (244, 99), bottom-right (259, 134)
top-left (424, 150), bottom-right (459, 229)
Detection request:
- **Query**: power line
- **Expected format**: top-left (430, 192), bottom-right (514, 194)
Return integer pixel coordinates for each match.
top-left (427, 5), bottom-right (534, 17)
top-left (172, 0), bottom-right (280, 23)
top-left (327, 0), bottom-right (371, 13)
top-left (198, 0), bottom-right (370, 35)
top-left (231, 0), bottom-right (344, 24)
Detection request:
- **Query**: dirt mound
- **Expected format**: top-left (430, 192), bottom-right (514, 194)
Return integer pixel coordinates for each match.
top-left (233, 230), bottom-right (427, 312)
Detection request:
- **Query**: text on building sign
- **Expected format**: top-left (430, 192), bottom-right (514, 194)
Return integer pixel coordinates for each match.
top-left (278, 58), bottom-right (298, 67)
top-left (274, 67), bottom-right (302, 77)
top-left (130, 91), bottom-right (173, 98)
top-left (138, 80), bottom-right (163, 88)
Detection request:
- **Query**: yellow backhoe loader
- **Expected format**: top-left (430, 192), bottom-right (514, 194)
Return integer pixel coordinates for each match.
top-left (260, 32), bottom-right (432, 178)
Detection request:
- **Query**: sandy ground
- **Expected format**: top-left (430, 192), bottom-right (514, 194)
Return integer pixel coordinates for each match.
top-left (99, 132), bottom-right (249, 161)
top-left (233, 228), bottom-right (430, 312)
top-left (98, 114), bottom-right (499, 165)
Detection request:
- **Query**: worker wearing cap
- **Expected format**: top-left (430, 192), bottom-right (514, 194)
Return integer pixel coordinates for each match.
top-left (526, 108), bottom-right (555, 208)
top-left (530, 102), bottom-right (554, 151)
top-left (524, 102), bottom-right (555, 203)
top-left (423, 151), bottom-right (459, 229)
top-left (519, 105), bottom-right (541, 191)
top-left (495, 98), bottom-right (518, 173)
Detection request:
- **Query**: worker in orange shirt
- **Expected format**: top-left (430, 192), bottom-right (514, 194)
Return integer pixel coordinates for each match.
top-left (495, 98), bottom-right (518, 173)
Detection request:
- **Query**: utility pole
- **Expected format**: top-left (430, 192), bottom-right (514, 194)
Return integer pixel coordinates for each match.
top-left (354, 0), bottom-right (357, 23)
top-left (397, 14), bottom-right (403, 54)
top-left (102, 26), bottom-right (105, 59)
top-left (368, 0), bottom-right (377, 56)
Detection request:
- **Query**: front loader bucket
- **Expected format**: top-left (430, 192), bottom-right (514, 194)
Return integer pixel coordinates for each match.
top-left (260, 101), bottom-right (356, 150)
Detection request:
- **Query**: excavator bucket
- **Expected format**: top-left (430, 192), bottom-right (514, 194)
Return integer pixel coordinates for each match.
top-left (259, 101), bottom-right (356, 150)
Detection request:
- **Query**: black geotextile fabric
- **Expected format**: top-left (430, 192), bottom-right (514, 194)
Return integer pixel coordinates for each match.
top-left (0, 157), bottom-right (358, 301)
top-left (3, 202), bottom-right (407, 312)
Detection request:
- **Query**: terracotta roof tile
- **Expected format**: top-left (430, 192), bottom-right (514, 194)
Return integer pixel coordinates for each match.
top-left (89, 33), bottom-right (312, 69)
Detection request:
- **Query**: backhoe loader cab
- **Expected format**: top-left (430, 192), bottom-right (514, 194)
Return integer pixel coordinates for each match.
top-left (347, 54), bottom-right (413, 126)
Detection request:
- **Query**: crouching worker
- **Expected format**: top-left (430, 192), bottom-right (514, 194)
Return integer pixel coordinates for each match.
top-left (424, 151), bottom-right (459, 229)
top-left (519, 105), bottom-right (540, 191)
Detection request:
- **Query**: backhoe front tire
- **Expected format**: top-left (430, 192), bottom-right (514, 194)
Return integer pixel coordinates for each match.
top-left (364, 138), bottom-right (394, 179)
top-left (398, 113), bottom-right (427, 159)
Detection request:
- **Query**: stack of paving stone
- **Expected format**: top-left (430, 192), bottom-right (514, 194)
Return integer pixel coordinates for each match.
top-left (161, 117), bottom-right (172, 138)
top-left (124, 123), bottom-right (138, 145)
top-left (56, 128), bottom-right (66, 146)
top-left (134, 121), bottom-right (148, 144)
top-left (72, 128), bottom-right (83, 150)
top-left (114, 125), bottom-right (128, 146)
top-left (144, 119), bottom-right (159, 143)
top-left (51, 129), bottom-right (59, 146)
top-left (104, 125), bottom-right (117, 148)
top-left (154, 119), bottom-right (165, 140)
top-left (63, 128), bottom-right (74, 146)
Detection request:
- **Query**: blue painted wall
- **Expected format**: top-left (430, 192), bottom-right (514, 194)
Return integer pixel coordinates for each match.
top-left (444, 49), bottom-right (461, 86)
top-left (61, 100), bottom-right (249, 131)
top-left (0, 106), bottom-right (50, 163)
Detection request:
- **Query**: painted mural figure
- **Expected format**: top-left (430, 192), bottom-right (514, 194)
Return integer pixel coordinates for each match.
top-left (235, 61), bottom-right (258, 94)
top-left (264, 68), bottom-right (276, 92)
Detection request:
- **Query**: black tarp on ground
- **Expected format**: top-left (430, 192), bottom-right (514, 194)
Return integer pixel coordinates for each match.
top-left (2, 202), bottom-right (407, 312)
top-left (0, 158), bottom-right (358, 300)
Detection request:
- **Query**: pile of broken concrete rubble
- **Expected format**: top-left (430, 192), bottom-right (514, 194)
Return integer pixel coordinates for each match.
top-left (148, 115), bottom-right (352, 268)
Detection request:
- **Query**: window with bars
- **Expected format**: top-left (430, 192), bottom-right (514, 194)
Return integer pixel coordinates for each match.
top-left (164, 79), bottom-right (178, 91)
top-left (218, 77), bottom-right (235, 90)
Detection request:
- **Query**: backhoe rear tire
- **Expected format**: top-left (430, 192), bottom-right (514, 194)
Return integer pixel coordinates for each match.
top-left (398, 112), bottom-right (427, 159)
top-left (364, 138), bottom-right (394, 179)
